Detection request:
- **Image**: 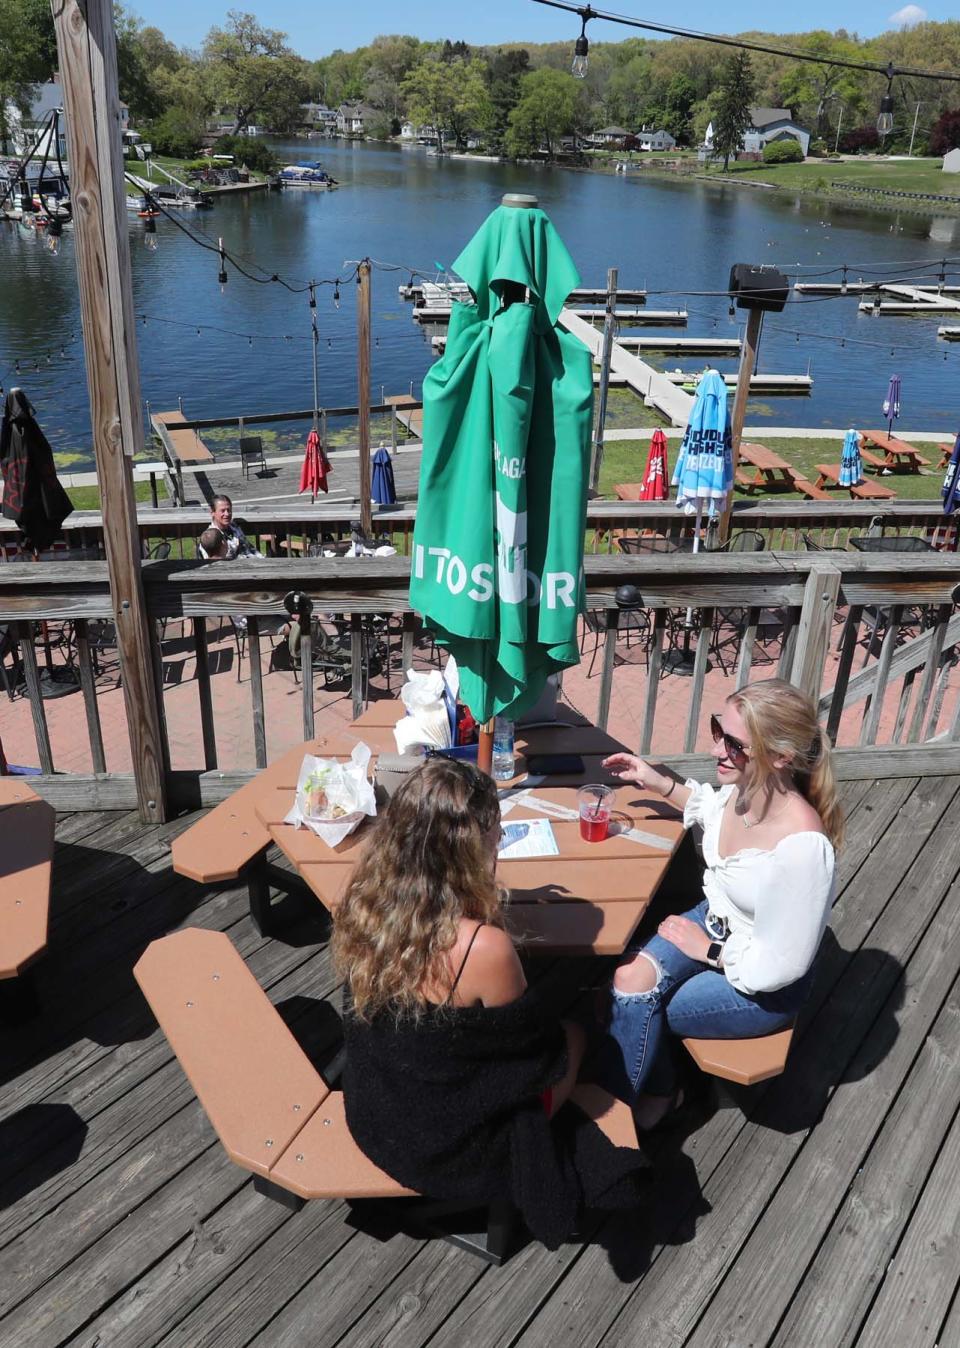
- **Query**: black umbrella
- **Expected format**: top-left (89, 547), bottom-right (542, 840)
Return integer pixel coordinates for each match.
top-left (0, 388), bottom-right (73, 552)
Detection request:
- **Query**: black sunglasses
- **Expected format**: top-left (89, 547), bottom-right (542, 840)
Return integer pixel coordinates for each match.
top-left (710, 713), bottom-right (750, 770)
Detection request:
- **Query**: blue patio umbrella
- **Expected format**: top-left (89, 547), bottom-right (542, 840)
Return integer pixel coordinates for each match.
top-left (671, 368), bottom-right (734, 529)
top-left (667, 370), bottom-right (733, 673)
top-left (371, 443), bottom-right (397, 506)
top-left (883, 373), bottom-right (901, 436)
top-left (838, 428), bottom-right (864, 488)
top-left (942, 430), bottom-right (960, 517)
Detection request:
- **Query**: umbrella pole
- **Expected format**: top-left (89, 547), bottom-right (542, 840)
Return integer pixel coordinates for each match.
top-left (478, 718), bottom-right (495, 777)
top-left (663, 502), bottom-right (703, 676)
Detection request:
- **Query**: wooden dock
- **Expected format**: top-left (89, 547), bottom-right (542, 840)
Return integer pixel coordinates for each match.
top-left (2, 773), bottom-right (959, 1345)
top-left (399, 283), bottom-right (649, 305)
top-left (661, 371), bottom-right (813, 394)
top-left (412, 305), bottom-right (686, 326)
top-left (560, 307), bottom-right (694, 426)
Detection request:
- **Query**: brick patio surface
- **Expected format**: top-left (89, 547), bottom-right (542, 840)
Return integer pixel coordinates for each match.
top-left (2, 610), bottom-right (954, 777)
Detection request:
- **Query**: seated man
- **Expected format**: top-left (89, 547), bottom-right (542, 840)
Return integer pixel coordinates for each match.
top-left (202, 494), bottom-right (261, 559)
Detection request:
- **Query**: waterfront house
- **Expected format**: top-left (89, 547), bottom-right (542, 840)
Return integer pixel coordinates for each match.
top-left (337, 104), bottom-right (375, 136)
top-left (637, 129), bottom-right (677, 151)
top-left (701, 107), bottom-right (810, 160)
top-left (3, 79), bottom-right (128, 159)
top-left (591, 125), bottom-right (632, 146)
top-left (300, 102), bottom-right (338, 134)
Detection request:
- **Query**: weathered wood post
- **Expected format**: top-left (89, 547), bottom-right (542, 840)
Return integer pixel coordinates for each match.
top-left (590, 267), bottom-right (618, 495)
top-left (357, 260), bottom-right (373, 537)
top-left (52, 0), bottom-right (168, 821)
top-left (720, 306), bottom-right (763, 544)
top-left (792, 561), bottom-right (842, 701)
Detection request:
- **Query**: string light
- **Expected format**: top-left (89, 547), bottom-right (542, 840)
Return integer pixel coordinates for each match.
top-left (45, 216), bottom-right (63, 256)
top-left (217, 237), bottom-right (228, 292)
top-left (143, 215), bottom-right (157, 251)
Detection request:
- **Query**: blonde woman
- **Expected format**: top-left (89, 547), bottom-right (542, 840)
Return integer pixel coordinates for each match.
top-left (597, 679), bottom-right (843, 1128)
top-left (333, 756), bottom-right (647, 1249)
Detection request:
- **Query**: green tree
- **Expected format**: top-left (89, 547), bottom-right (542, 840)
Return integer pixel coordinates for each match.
top-left (712, 50), bottom-right (755, 170)
top-left (202, 11), bottom-right (307, 134)
top-left (505, 67), bottom-right (577, 159)
top-left (486, 49), bottom-right (530, 153)
top-left (403, 55), bottom-right (489, 152)
top-left (777, 33), bottom-right (865, 139)
top-left (0, 0), bottom-right (57, 154)
top-left (364, 35), bottom-right (422, 120)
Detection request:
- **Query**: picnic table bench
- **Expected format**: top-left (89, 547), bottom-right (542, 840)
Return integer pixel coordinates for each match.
top-left (0, 779), bottom-right (55, 1011)
top-left (736, 444), bottom-right (832, 502)
top-left (937, 442), bottom-right (954, 469)
top-left (859, 431), bottom-right (930, 474)
top-left (814, 464), bottom-right (897, 501)
top-left (134, 926), bottom-right (640, 1263)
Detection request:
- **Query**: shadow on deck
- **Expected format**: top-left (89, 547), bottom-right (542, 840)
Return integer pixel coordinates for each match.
top-left (1, 774), bottom-right (959, 1347)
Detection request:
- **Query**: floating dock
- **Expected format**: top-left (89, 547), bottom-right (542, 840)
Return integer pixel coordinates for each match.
top-left (660, 371), bottom-right (813, 394)
top-left (938, 326), bottom-right (960, 341)
top-left (413, 304), bottom-right (685, 326)
top-left (615, 335), bottom-right (742, 355)
top-left (796, 281), bottom-right (960, 296)
top-left (398, 282), bottom-right (648, 305)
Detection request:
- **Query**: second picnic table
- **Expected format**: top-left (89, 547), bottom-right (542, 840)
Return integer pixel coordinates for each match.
top-left (858, 431), bottom-right (930, 474)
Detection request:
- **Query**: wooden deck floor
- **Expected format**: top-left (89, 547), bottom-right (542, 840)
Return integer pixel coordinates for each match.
top-left (2, 775), bottom-right (960, 1347)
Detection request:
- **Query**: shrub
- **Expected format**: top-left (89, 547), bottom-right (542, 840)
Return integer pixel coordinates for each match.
top-left (930, 109), bottom-right (960, 157)
top-left (212, 135), bottom-right (278, 173)
top-left (839, 126), bottom-right (879, 155)
top-left (147, 108), bottom-right (204, 159)
top-left (762, 138), bottom-right (803, 164)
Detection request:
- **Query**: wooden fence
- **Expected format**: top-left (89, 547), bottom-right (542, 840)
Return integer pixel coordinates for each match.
top-left (1, 549), bottom-right (958, 815)
top-left (1, 499), bottom-right (956, 563)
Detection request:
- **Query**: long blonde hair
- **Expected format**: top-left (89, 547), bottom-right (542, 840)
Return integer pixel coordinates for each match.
top-left (332, 757), bottom-right (506, 1021)
top-left (728, 679), bottom-right (845, 849)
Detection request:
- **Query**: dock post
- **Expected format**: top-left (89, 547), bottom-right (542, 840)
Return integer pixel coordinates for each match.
top-left (52, 0), bottom-right (168, 822)
top-left (590, 267), bottom-right (618, 494)
top-left (720, 306), bottom-right (763, 544)
top-left (357, 260), bottom-right (373, 537)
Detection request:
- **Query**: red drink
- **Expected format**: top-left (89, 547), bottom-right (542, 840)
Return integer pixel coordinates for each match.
top-left (580, 811), bottom-right (610, 843)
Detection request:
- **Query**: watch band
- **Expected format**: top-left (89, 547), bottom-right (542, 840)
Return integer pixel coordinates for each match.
top-left (706, 940), bottom-right (724, 969)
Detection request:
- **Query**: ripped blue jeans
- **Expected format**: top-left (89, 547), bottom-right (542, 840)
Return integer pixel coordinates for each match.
top-left (592, 899), bottom-right (812, 1102)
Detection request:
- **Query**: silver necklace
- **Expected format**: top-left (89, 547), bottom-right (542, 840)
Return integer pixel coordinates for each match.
top-left (740, 796), bottom-right (790, 829)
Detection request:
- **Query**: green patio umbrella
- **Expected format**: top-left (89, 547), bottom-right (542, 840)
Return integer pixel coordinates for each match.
top-left (409, 194), bottom-right (593, 724)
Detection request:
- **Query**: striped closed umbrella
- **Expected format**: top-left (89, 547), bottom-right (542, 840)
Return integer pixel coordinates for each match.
top-left (838, 428), bottom-right (864, 488)
top-left (882, 373), bottom-right (901, 436)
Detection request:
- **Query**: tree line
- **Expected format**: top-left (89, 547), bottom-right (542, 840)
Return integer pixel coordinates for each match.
top-left (2, 6), bottom-right (960, 161)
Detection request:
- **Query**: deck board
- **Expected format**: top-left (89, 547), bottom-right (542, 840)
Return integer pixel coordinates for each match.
top-left (0, 779), bottom-right (959, 1347)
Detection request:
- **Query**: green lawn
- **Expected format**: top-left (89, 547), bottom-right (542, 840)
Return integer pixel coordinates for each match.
top-left (696, 156), bottom-right (958, 200)
top-left (67, 481), bottom-right (153, 510)
top-left (597, 434), bottom-right (946, 502)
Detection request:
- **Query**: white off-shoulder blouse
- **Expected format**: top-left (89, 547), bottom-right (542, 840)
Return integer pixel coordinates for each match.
top-left (683, 780), bottom-right (835, 996)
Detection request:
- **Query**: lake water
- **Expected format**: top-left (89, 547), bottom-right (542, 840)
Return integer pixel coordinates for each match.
top-left (2, 138), bottom-right (959, 472)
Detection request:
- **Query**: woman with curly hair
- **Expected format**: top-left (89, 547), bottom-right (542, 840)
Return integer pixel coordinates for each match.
top-left (333, 756), bottom-right (647, 1249)
top-left (596, 678), bottom-right (843, 1129)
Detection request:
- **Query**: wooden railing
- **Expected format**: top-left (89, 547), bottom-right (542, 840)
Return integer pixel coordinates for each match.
top-left (2, 498), bottom-right (956, 562)
top-left (1, 550), bottom-right (958, 813)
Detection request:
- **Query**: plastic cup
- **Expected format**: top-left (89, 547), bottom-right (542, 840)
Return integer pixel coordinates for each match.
top-left (578, 784), bottom-right (616, 842)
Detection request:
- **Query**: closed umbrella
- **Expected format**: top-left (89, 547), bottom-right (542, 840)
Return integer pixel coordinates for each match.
top-left (942, 430), bottom-right (960, 518)
top-left (371, 443), bottom-right (397, 506)
top-left (409, 195), bottom-right (592, 725)
top-left (668, 369), bottom-right (733, 674)
top-left (298, 427), bottom-right (329, 502)
top-left (0, 388), bottom-right (73, 551)
top-left (838, 428), bottom-right (864, 488)
top-left (883, 373), bottom-right (901, 436)
top-left (638, 429), bottom-right (669, 501)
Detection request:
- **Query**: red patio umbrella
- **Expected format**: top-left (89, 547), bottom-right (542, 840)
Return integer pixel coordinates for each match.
top-left (638, 429), bottom-right (669, 501)
top-left (298, 427), bottom-right (330, 502)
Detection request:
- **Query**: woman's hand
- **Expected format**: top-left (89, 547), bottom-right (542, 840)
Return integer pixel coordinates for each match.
top-left (658, 915), bottom-right (712, 962)
top-left (602, 753), bottom-right (670, 794)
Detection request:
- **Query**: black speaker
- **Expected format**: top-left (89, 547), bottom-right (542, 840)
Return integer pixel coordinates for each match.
top-left (728, 264), bottom-right (789, 313)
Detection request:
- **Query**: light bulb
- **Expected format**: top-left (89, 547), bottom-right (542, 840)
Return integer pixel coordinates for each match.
top-left (143, 217), bottom-right (157, 250)
top-left (46, 229), bottom-right (60, 256)
top-left (45, 218), bottom-right (63, 256)
top-left (877, 95), bottom-right (894, 138)
top-left (572, 28), bottom-right (589, 79)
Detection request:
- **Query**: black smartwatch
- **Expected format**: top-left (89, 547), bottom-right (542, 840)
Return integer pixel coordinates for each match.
top-left (706, 941), bottom-right (725, 969)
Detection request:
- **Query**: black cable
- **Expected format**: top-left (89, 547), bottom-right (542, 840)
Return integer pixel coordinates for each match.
top-left (530, 0), bottom-right (960, 83)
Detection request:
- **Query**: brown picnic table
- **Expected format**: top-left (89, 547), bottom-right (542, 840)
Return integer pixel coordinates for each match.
top-left (858, 431), bottom-right (930, 474)
top-left (814, 464), bottom-right (897, 501)
top-left (172, 703), bottom-right (685, 957)
top-left (735, 444), bottom-right (832, 501)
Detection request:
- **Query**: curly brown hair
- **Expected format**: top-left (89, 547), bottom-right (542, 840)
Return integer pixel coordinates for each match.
top-left (332, 757), bottom-right (507, 1021)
